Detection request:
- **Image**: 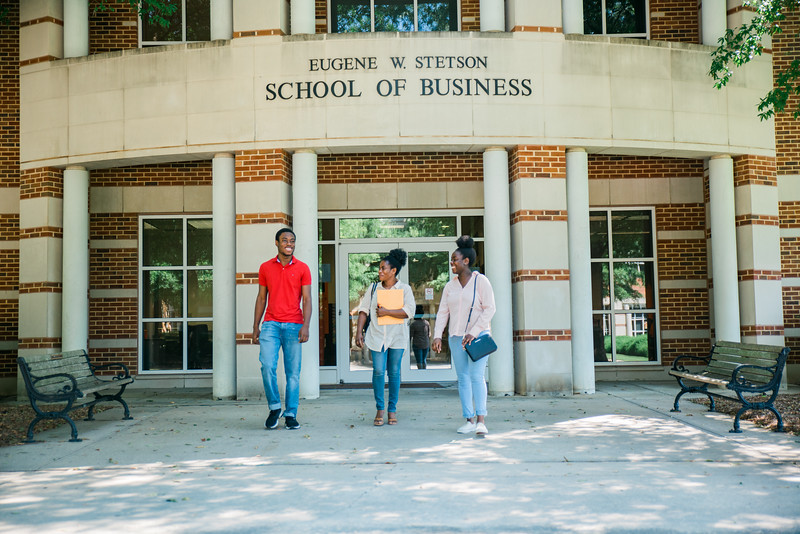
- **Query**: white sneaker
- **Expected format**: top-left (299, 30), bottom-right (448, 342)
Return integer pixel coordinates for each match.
top-left (475, 422), bottom-right (488, 435)
top-left (457, 421), bottom-right (477, 434)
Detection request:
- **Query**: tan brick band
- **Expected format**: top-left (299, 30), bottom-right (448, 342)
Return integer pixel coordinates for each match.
top-left (18, 338), bottom-right (61, 350)
top-left (20, 168), bottom-right (62, 199)
top-left (511, 210), bottom-right (568, 224)
top-left (656, 204), bottom-right (705, 231)
top-left (781, 238), bottom-right (800, 278)
top-left (510, 26), bottom-right (562, 33)
top-left (779, 201), bottom-right (800, 227)
top-left (19, 282), bottom-right (62, 294)
top-left (236, 149), bottom-right (291, 183)
top-left (20, 16), bottom-right (63, 27)
top-left (738, 269), bottom-right (782, 281)
top-left (512, 269), bottom-right (570, 282)
top-left (237, 333), bottom-right (256, 344)
top-left (735, 214), bottom-right (780, 227)
top-left (233, 30), bottom-right (285, 37)
top-left (19, 227), bottom-right (63, 239)
top-left (236, 213), bottom-right (291, 226)
top-left (734, 155), bottom-right (777, 186)
top-left (740, 325), bottom-right (785, 336)
top-left (588, 155), bottom-right (703, 180)
top-left (514, 330), bottom-right (571, 341)
top-left (509, 146), bottom-right (566, 181)
top-left (318, 152), bottom-right (483, 183)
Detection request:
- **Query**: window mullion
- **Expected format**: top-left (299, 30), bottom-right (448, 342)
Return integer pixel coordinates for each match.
top-left (371, 0), bottom-right (375, 32)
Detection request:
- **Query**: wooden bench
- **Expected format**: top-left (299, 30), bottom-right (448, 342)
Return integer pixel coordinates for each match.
top-left (668, 341), bottom-right (790, 433)
top-left (17, 350), bottom-right (134, 442)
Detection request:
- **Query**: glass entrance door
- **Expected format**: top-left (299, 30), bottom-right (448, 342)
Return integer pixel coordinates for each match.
top-left (337, 243), bottom-right (455, 384)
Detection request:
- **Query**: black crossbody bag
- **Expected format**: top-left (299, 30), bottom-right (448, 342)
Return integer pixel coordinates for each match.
top-left (362, 283), bottom-right (378, 334)
top-left (464, 274), bottom-right (497, 362)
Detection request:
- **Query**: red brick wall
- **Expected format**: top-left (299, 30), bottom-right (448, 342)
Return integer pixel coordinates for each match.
top-left (317, 152), bottom-right (483, 183)
top-left (774, 11), bottom-right (800, 176)
top-left (316, 0), bottom-right (326, 33)
top-left (0, 3), bottom-right (18, 377)
top-left (461, 0), bottom-right (480, 31)
top-left (588, 155), bottom-right (710, 365)
top-left (649, 0), bottom-right (699, 43)
top-left (89, 0), bottom-right (138, 54)
top-left (89, 162), bottom-right (213, 375)
top-left (509, 146), bottom-right (566, 181)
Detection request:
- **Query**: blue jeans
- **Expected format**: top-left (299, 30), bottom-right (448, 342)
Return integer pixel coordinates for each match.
top-left (259, 321), bottom-right (302, 418)
top-left (449, 334), bottom-right (489, 419)
top-left (413, 347), bottom-right (429, 369)
top-left (371, 347), bottom-right (404, 412)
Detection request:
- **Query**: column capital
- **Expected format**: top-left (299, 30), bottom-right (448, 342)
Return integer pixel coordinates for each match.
top-left (213, 153), bottom-right (235, 159)
top-left (484, 146), bottom-right (507, 153)
top-left (710, 154), bottom-right (732, 161)
top-left (293, 149), bottom-right (317, 155)
top-left (566, 147), bottom-right (587, 154)
top-left (65, 165), bottom-right (87, 171)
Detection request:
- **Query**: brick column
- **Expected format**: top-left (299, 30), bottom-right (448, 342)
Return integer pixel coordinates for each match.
top-left (18, 168), bottom-right (63, 396)
top-left (510, 146), bottom-right (573, 395)
top-left (234, 149), bottom-right (292, 399)
top-left (734, 156), bottom-right (784, 347)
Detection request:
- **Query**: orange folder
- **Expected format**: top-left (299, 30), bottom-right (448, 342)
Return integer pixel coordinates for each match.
top-left (376, 289), bottom-right (405, 325)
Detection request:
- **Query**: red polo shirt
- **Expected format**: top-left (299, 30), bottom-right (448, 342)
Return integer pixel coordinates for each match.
top-left (258, 256), bottom-right (312, 324)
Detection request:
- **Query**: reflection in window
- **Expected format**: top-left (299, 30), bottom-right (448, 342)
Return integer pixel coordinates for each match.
top-left (584, 0), bottom-right (647, 37)
top-left (141, 217), bottom-right (213, 372)
top-left (331, 0), bottom-right (458, 32)
top-left (339, 217), bottom-right (457, 239)
top-left (590, 208), bottom-right (658, 364)
top-left (141, 0), bottom-right (211, 46)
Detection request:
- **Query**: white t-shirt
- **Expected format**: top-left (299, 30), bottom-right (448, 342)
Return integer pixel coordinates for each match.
top-left (358, 280), bottom-right (416, 352)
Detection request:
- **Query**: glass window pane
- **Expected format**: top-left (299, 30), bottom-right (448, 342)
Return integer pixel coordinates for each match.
top-left (417, 0), bottom-right (456, 31)
top-left (611, 210), bottom-right (652, 258)
top-left (188, 269), bottom-right (213, 317)
top-left (187, 219), bottom-right (212, 266)
top-left (187, 321), bottom-right (212, 369)
top-left (590, 211), bottom-right (609, 258)
top-left (461, 215), bottom-right (484, 238)
top-left (583, 0), bottom-right (602, 34)
top-left (333, 0), bottom-right (371, 32)
top-left (591, 262), bottom-right (610, 310)
top-left (593, 314), bottom-right (611, 362)
top-left (613, 313), bottom-right (657, 362)
top-left (142, 270), bottom-right (183, 318)
top-left (141, 0), bottom-right (183, 42)
top-left (143, 219), bottom-right (183, 266)
top-left (319, 219), bottom-right (336, 241)
top-left (186, 0), bottom-right (211, 41)
top-left (319, 244), bottom-right (337, 367)
top-left (339, 217), bottom-right (457, 238)
top-left (348, 253), bottom-right (382, 372)
top-left (374, 0), bottom-right (414, 31)
top-left (606, 0), bottom-right (646, 34)
top-left (142, 321), bottom-right (183, 370)
top-left (612, 261), bottom-right (654, 310)
top-left (407, 251), bottom-right (451, 370)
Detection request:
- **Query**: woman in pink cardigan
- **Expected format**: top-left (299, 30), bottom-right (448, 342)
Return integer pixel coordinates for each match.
top-left (432, 235), bottom-right (496, 435)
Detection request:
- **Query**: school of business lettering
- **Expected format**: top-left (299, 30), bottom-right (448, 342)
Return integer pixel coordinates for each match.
top-left (265, 55), bottom-right (532, 101)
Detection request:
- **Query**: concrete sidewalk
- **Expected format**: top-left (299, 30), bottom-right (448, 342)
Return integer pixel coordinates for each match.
top-left (1, 382), bottom-right (799, 533)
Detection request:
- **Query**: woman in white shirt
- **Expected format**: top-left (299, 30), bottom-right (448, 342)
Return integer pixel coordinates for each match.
top-left (432, 236), bottom-right (496, 435)
top-left (355, 249), bottom-right (416, 426)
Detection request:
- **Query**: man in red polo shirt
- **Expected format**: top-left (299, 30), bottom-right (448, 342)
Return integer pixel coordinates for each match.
top-left (252, 228), bottom-right (312, 430)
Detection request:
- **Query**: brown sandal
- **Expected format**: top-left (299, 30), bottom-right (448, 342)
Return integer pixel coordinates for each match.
top-left (388, 413), bottom-right (398, 425)
top-left (373, 417), bottom-right (384, 426)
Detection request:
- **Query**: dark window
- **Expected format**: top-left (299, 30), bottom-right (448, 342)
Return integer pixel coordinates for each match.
top-left (584, 0), bottom-right (647, 37)
top-left (331, 0), bottom-right (458, 33)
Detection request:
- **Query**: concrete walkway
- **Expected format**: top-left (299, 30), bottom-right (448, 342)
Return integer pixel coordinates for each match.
top-left (1, 382), bottom-right (799, 533)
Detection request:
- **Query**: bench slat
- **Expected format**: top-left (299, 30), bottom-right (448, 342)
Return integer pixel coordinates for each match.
top-left (714, 340), bottom-right (785, 354)
top-left (711, 350), bottom-right (781, 365)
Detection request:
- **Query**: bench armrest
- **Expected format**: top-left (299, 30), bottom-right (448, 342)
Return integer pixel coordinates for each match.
top-left (726, 363), bottom-right (779, 392)
top-left (28, 372), bottom-right (80, 401)
top-left (91, 362), bottom-right (132, 381)
top-left (671, 353), bottom-right (710, 372)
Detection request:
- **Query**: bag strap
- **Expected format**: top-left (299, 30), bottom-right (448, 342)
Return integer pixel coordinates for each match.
top-left (465, 273), bottom-right (480, 333)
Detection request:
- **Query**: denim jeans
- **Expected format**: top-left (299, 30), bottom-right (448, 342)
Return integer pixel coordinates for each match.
top-left (371, 347), bottom-right (404, 412)
top-left (259, 321), bottom-right (302, 418)
top-left (449, 334), bottom-right (489, 419)
top-left (413, 347), bottom-right (429, 369)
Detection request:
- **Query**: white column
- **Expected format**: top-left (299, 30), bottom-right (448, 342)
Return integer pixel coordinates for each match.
top-left (211, 0), bottom-right (234, 40)
top-left (290, 0), bottom-right (316, 35)
top-left (566, 149), bottom-right (595, 394)
top-left (483, 148), bottom-right (514, 395)
top-left (63, 0), bottom-right (89, 58)
top-left (480, 0), bottom-right (505, 31)
top-left (709, 155), bottom-right (741, 342)
top-left (213, 154), bottom-right (237, 399)
top-left (562, 0), bottom-right (584, 34)
top-left (62, 166), bottom-right (89, 352)
top-left (292, 150), bottom-right (320, 400)
top-left (702, 0), bottom-right (727, 46)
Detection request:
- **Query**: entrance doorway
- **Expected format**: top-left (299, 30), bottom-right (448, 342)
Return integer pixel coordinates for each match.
top-left (337, 243), bottom-right (455, 383)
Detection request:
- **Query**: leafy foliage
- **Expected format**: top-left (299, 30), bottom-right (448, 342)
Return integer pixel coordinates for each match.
top-left (94, 0), bottom-right (177, 28)
top-left (709, 0), bottom-right (800, 120)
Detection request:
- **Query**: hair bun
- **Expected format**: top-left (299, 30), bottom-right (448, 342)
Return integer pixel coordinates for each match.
top-left (456, 235), bottom-right (474, 249)
top-left (388, 248), bottom-right (407, 268)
